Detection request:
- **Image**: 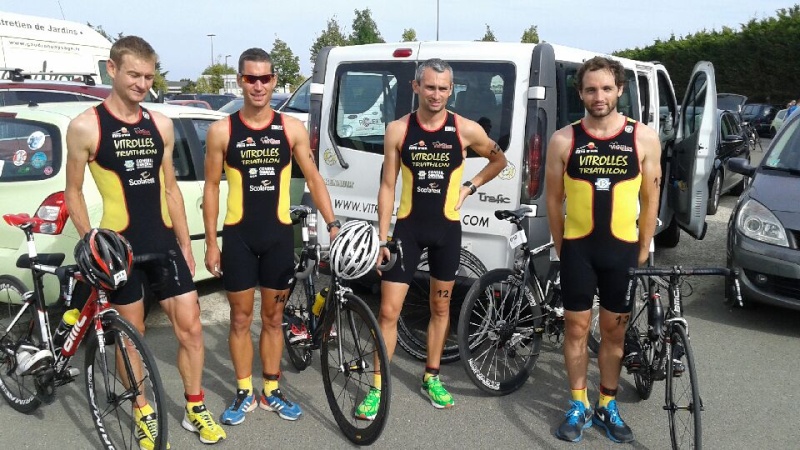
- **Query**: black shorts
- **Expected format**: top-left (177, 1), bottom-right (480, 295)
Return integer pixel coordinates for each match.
top-left (109, 238), bottom-right (195, 306)
top-left (560, 237), bottom-right (638, 314)
top-left (382, 218), bottom-right (461, 284)
top-left (221, 224), bottom-right (294, 292)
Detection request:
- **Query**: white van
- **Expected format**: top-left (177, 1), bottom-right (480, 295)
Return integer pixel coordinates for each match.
top-left (0, 11), bottom-right (111, 85)
top-left (306, 42), bottom-right (717, 272)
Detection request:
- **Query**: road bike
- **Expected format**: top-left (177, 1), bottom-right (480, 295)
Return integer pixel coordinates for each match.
top-left (456, 207), bottom-right (567, 395)
top-left (0, 213), bottom-right (167, 449)
top-left (626, 264), bottom-right (742, 449)
top-left (742, 120), bottom-right (764, 152)
top-left (282, 207), bottom-right (400, 445)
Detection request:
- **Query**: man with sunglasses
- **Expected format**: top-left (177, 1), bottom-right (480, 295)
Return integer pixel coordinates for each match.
top-left (203, 47), bottom-right (339, 426)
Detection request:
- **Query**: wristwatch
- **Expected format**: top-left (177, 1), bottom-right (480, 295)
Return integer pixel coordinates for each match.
top-left (462, 181), bottom-right (477, 195)
top-left (327, 220), bottom-right (341, 232)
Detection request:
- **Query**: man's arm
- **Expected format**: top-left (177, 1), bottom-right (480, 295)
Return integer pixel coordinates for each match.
top-left (637, 125), bottom-right (663, 265)
top-left (455, 117), bottom-right (508, 210)
top-left (544, 127), bottom-right (571, 257)
top-left (155, 112), bottom-right (195, 276)
top-left (378, 119), bottom-right (405, 242)
top-left (202, 118), bottom-right (228, 277)
top-left (64, 110), bottom-right (98, 237)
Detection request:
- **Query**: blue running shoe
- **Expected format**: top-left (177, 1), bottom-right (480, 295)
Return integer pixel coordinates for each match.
top-left (220, 389), bottom-right (257, 425)
top-left (259, 388), bottom-right (302, 421)
top-left (593, 400), bottom-right (634, 443)
top-left (555, 400), bottom-right (593, 442)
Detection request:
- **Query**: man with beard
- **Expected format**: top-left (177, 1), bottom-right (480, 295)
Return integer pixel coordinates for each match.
top-left (545, 56), bottom-right (661, 443)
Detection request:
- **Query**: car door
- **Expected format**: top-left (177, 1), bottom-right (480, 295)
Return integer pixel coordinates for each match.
top-left (670, 61), bottom-right (717, 239)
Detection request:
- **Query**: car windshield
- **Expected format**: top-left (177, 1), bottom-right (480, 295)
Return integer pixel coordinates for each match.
top-left (219, 98), bottom-right (243, 114)
top-left (763, 117), bottom-right (800, 171)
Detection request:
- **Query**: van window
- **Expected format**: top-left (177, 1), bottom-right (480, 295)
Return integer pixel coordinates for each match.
top-left (657, 71), bottom-right (677, 136)
top-left (558, 64), bottom-right (639, 128)
top-left (682, 72), bottom-right (708, 136)
top-left (0, 119), bottom-right (61, 182)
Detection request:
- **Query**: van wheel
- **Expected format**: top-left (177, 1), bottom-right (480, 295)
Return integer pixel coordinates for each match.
top-left (655, 217), bottom-right (680, 248)
top-left (707, 172), bottom-right (722, 215)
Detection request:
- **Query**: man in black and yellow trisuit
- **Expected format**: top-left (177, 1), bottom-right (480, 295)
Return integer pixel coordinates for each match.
top-left (65, 36), bottom-right (227, 447)
top-left (354, 58), bottom-right (506, 419)
top-left (546, 56), bottom-right (662, 443)
top-left (203, 47), bottom-right (338, 427)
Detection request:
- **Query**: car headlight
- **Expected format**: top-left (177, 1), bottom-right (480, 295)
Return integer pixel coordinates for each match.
top-left (736, 198), bottom-right (789, 247)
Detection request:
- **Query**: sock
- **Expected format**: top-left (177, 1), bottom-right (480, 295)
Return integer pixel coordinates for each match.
top-left (373, 373), bottom-right (382, 390)
top-left (598, 385), bottom-right (618, 408)
top-left (185, 391), bottom-right (204, 410)
top-left (263, 372), bottom-right (280, 395)
top-left (134, 402), bottom-right (155, 419)
top-left (237, 375), bottom-right (253, 395)
top-left (423, 366), bottom-right (440, 383)
top-left (571, 387), bottom-right (589, 408)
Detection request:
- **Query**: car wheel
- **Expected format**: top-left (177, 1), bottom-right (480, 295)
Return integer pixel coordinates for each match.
top-left (655, 216), bottom-right (680, 248)
top-left (707, 171), bottom-right (722, 215)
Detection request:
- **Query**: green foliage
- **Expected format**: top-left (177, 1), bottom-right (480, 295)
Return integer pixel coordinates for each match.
top-left (521, 25), bottom-right (539, 44)
top-left (479, 24), bottom-right (497, 42)
top-left (310, 17), bottom-right (349, 65)
top-left (196, 64), bottom-right (233, 93)
top-left (349, 8), bottom-right (384, 45)
top-left (615, 5), bottom-right (800, 104)
top-left (180, 78), bottom-right (197, 94)
top-left (402, 28), bottom-right (417, 42)
top-left (271, 38), bottom-right (302, 90)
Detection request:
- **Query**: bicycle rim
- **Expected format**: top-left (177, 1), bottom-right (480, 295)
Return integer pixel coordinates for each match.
top-left (458, 269), bottom-right (542, 396)
top-left (321, 293), bottom-right (390, 445)
top-left (84, 313), bottom-right (167, 450)
top-left (0, 276), bottom-right (44, 413)
top-left (283, 277), bottom-right (313, 371)
top-left (666, 324), bottom-right (701, 449)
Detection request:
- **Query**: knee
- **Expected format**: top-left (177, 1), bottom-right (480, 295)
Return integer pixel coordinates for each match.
top-left (230, 310), bottom-right (254, 333)
top-left (429, 297), bottom-right (450, 318)
top-left (565, 318), bottom-right (590, 340)
top-left (177, 320), bottom-right (204, 347)
top-left (378, 301), bottom-right (401, 325)
top-left (260, 309), bottom-right (283, 330)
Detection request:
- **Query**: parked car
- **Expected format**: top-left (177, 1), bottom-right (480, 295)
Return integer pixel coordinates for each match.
top-left (0, 101), bottom-right (228, 304)
top-left (741, 103), bottom-right (780, 136)
top-left (707, 109), bottom-right (752, 215)
top-left (271, 92), bottom-right (291, 109)
top-left (770, 108), bottom-right (788, 136)
top-left (167, 99), bottom-right (213, 109)
top-left (218, 94), bottom-right (292, 114)
top-left (0, 70), bottom-right (160, 105)
top-left (217, 81), bottom-right (310, 129)
top-left (717, 93), bottom-right (747, 114)
top-left (726, 113), bottom-right (800, 310)
top-left (173, 93), bottom-right (234, 110)
top-left (219, 97), bottom-right (243, 114)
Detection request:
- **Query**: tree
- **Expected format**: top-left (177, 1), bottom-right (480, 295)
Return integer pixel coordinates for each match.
top-left (180, 78), bottom-right (197, 94)
top-left (87, 23), bottom-right (168, 93)
top-left (521, 25), bottom-right (539, 44)
top-left (270, 38), bottom-right (303, 91)
top-left (349, 8), bottom-right (384, 45)
top-left (310, 17), bottom-right (349, 66)
top-left (479, 24), bottom-right (497, 42)
top-left (402, 28), bottom-right (417, 42)
top-left (197, 63), bottom-right (235, 93)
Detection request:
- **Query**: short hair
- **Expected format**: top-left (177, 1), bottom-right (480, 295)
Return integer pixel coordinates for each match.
top-left (576, 56), bottom-right (625, 92)
top-left (110, 36), bottom-right (157, 66)
top-left (415, 58), bottom-right (453, 83)
top-left (238, 48), bottom-right (273, 74)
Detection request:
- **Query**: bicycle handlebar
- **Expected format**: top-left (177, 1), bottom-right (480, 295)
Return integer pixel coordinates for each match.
top-left (629, 266), bottom-right (744, 307)
top-left (377, 239), bottom-right (403, 272)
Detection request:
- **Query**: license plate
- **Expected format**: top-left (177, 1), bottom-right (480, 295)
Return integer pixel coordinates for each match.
top-left (508, 230), bottom-right (526, 249)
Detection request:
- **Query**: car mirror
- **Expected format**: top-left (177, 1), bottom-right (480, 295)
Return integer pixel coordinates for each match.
top-left (723, 134), bottom-right (745, 144)
top-left (728, 157), bottom-right (756, 177)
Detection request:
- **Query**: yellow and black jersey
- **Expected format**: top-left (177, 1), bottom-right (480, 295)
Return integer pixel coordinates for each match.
top-left (563, 118), bottom-right (641, 243)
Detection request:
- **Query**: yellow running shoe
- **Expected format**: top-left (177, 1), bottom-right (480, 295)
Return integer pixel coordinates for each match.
top-left (181, 403), bottom-right (227, 444)
top-left (135, 412), bottom-right (170, 450)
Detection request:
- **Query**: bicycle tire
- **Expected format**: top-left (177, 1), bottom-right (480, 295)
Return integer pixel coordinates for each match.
top-left (84, 312), bottom-right (168, 450)
top-left (631, 278), bottom-right (654, 400)
top-left (320, 292), bottom-right (390, 446)
top-left (666, 324), bottom-right (702, 449)
top-left (457, 268), bottom-right (543, 395)
top-left (397, 248), bottom-right (486, 363)
top-left (283, 270), bottom-right (314, 371)
top-left (0, 275), bottom-right (43, 414)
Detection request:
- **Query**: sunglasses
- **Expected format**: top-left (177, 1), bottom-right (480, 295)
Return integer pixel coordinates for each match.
top-left (240, 73), bottom-right (276, 84)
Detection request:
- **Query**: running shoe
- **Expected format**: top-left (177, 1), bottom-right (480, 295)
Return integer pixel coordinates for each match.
top-left (593, 400), bottom-right (634, 443)
top-left (421, 375), bottom-right (454, 409)
top-left (135, 412), bottom-right (169, 450)
top-left (182, 403), bottom-right (227, 444)
top-left (259, 388), bottom-right (303, 420)
top-left (555, 400), bottom-right (593, 442)
top-left (219, 389), bottom-right (257, 425)
top-left (354, 388), bottom-right (381, 420)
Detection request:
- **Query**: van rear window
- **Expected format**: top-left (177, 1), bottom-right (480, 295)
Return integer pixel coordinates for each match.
top-left (0, 118), bottom-right (61, 182)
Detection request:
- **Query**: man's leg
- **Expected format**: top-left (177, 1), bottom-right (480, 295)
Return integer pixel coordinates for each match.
top-left (593, 307), bottom-right (634, 443)
top-left (219, 289), bottom-right (258, 425)
top-left (421, 277), bottom-right (456, 408)
top-left (555, 309), bottom-right (594, 442)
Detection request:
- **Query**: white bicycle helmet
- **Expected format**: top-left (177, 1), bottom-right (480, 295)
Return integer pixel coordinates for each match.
top-left (329, 220), bottom-right (380, 280)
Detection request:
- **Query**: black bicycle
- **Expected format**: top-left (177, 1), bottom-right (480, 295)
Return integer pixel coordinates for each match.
top-left (456, 207), bottom-right (566, 395)
top-left (282, 207), bottom-right (400, 445)
top-left (626, 264), bottom-right (742, 449)
top-left (0, 213), bottom-right (167, 449)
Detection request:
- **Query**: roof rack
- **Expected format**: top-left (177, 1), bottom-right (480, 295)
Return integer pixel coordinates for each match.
top-left (0, 68), bottom-right (97, 86)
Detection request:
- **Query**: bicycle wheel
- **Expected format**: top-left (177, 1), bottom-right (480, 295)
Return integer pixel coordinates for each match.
top-left (457, 269), bottom-right (543, 395)
top-left (630, 278), bottom-right (654, 400)
top-left (666, 324), bottom-right (702, 449)
top-left (321, 293), bottom-right (390, 446)
top-left (283, 275), bottom-right (314, 371)
top-left (397, 248), bottom-right (486, 363)
top-left (84, 312), bottom-right (167, 450)
top-left (0, 276), bottom-right (44, 414)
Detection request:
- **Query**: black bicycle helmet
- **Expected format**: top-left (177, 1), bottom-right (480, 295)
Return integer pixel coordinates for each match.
top-left (74, 228), bottom-right (133, 291)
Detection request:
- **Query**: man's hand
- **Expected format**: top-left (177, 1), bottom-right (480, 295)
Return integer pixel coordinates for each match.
top-left (181, 243), bottom-right (196, 277)
top-left (638, 246), bottom-right (650, 266)
top-left (205, 243), bottom-right (222, 277)
top-left (454, 185), bottom-right (471, 211)
top-left (375, 246), bottom-right (391, 276)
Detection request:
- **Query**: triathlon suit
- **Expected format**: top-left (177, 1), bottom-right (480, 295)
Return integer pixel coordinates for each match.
top-left (383, 111), bottom-right (465, 284)
top-left (560, 117), bottom-right (641, 313)
top-left (89, 103), bottom-right (194, 305)
top-left (220, 110), bottom-right (294, 292)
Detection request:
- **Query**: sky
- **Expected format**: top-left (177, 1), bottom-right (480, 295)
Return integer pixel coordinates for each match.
top-left (1, 0), bottom-right (794, 81)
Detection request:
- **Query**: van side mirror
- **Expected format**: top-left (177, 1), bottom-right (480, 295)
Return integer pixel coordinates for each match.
top-left (728, 157), bottom-right (756, 177)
